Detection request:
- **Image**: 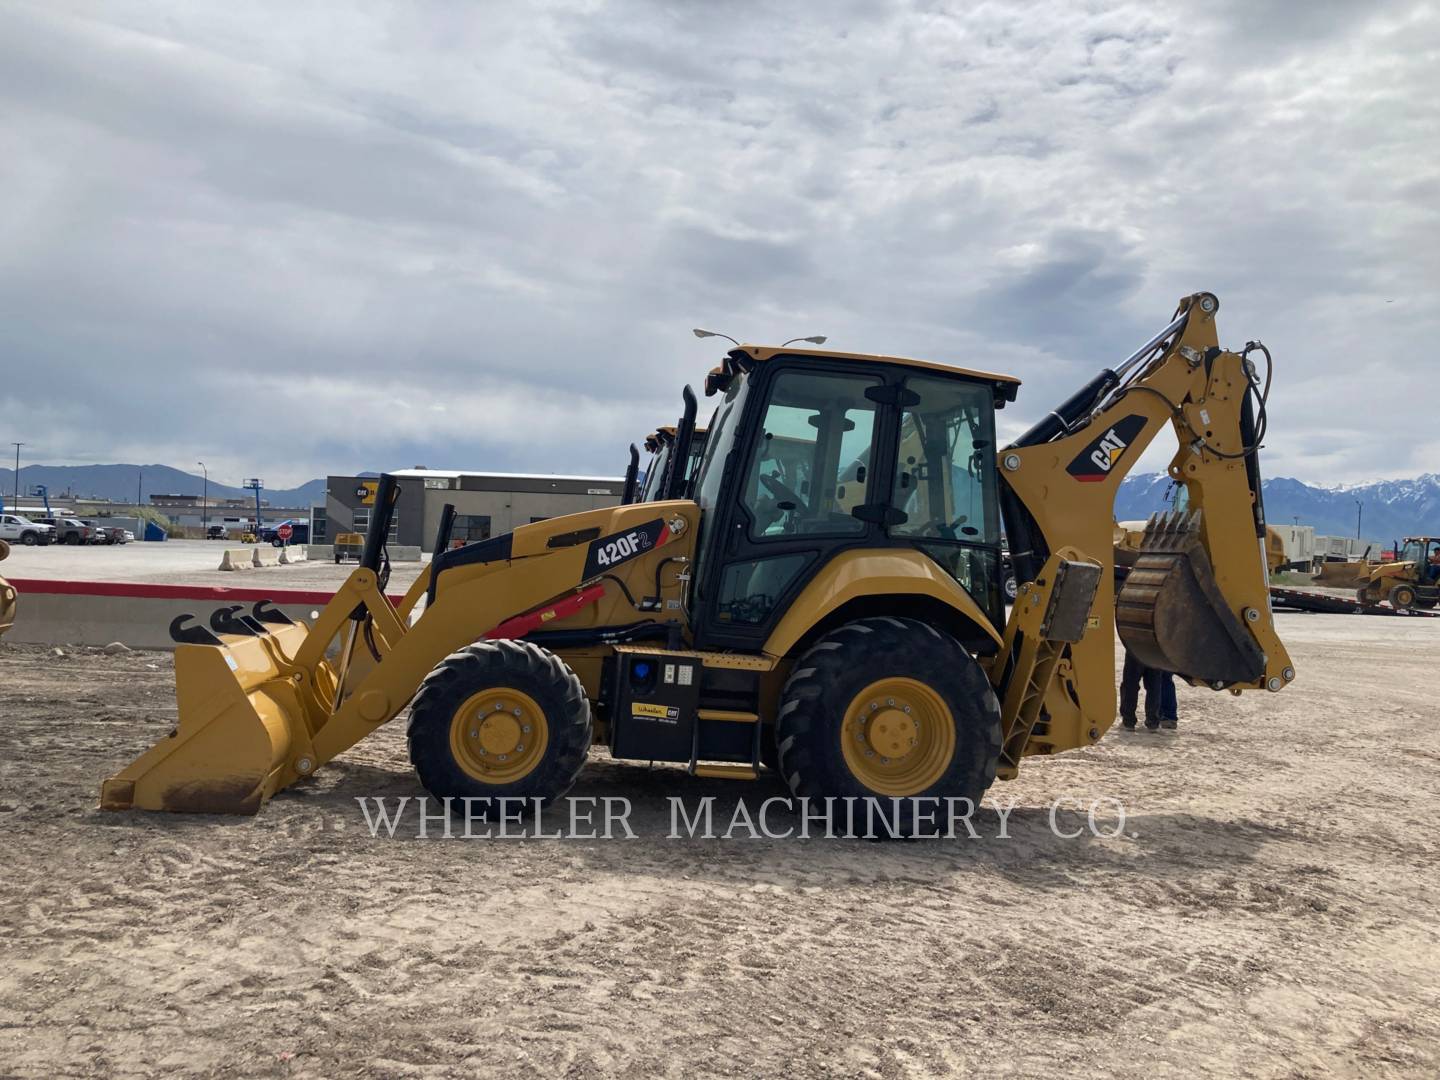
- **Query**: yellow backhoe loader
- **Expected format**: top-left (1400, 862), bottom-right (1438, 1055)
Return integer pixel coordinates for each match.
top-left (627, 422), bottom-right (709, 505)
top-left (102, 293), bottom-right (1293, 824)
top-left (1356, 537), bottom-right (1440, 611)
top-left (0, 540), bottom-right (16, 639)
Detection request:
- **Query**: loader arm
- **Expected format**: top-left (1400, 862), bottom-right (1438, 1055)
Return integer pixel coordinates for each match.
top-left (101, 492), bottom-right (700, 814)
top-left (993, 293), bottom-right (1293, 764)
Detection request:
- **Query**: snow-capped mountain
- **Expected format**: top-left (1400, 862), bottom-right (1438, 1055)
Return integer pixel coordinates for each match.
top-left (1116, 472), bottom-right (1440, 541)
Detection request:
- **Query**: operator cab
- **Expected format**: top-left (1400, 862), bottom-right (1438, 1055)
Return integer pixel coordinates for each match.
top-left (1397, 537), bottom-right (1440, 568)
top-left (685, 344), bottom-right (1020, 649)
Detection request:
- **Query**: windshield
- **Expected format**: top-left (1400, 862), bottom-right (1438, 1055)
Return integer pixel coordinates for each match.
top-left (1401, 540), bottom-right (1424, 564)
top-left (693, 376), bottom-right (747, 514)
top-left (639, 444), bottom-right (671, 502)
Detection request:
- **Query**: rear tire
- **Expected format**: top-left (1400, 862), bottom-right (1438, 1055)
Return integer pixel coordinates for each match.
top-left (408, 640), bottom-right (591, 808)
top-left (1390, 584), bottom-right (1416, 612)
top-left (775, 616), bottom-right (1001, 836)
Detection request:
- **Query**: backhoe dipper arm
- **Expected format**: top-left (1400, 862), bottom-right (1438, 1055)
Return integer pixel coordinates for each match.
top-left (996, 292), bottom-right (1294, 760)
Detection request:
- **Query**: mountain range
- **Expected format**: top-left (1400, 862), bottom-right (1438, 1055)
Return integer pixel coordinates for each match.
top-left (0, 464), bottom-right (325, 509)
top-left (4, 462), bottom-right (1439, 540)
top-left (1115, 473), bottom-right (1440, 541)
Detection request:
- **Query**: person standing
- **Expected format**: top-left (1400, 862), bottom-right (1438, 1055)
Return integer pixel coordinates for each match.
top-left (1119, 648), bottom-right (1178, 731)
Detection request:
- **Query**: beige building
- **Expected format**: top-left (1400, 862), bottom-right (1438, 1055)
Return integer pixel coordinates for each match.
top-left (322, 469), bottom-right (624, 553)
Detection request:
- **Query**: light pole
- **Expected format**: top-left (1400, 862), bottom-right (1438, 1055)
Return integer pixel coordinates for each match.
top-left (1354, 498), bottom-right (1363, 540)
top-left (10, 443), bottom-right (21, 510)
top-left (692, 328), bottom-right (741, 346)
top-left (780, 335), bottom-right (828, 347)
top-left (198, 462), bottom-right (208, 532)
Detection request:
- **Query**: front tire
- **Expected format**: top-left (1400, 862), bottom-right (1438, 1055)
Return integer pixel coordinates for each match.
top-left (775, 616), bottom-right (1001, 835)
top-left (408, 640), bottom-right (592, 807)
top-left (1390, 584), bottom-right (1416, 612)
top-left (20, 531), bottom-right (37, 546)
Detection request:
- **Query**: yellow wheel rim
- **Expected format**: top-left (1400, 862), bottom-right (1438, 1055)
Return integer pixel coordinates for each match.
top-left (449, 688), bottom-right (549, 785)
top-left (840, 677), bottom-right (956, 797)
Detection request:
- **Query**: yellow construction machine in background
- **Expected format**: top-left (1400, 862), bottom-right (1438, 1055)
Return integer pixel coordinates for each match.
top-left (1356, 537), bottom-right (1440, 611)
top-left (102, 293), bottom-right (1294, 827)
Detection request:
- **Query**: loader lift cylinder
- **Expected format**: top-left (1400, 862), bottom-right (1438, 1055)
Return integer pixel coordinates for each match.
top-left (359, 474), bottom-right (399, 575)
top-left (433, 503), bottom-right (457, 555)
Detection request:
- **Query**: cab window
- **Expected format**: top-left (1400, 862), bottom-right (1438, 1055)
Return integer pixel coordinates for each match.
top-left (890, 376), bottom-right (998, 543)
top-left (739, 370), bottom-right (880, 540)
top-left (889, 375), bottom-right (1002, 621)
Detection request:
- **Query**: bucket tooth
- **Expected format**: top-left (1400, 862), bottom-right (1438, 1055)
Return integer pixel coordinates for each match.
top-left (1117, 510), bottom-right (1266, 685)
top-left (210, 605), bottom-right (259, 637)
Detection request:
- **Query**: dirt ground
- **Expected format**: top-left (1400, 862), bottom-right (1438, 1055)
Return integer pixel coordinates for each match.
top-left (1, 613), bottom-right (1437, 1079)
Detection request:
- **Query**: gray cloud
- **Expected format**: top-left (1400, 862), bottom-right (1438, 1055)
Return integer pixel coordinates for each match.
top-left (0, 0), bottom-right (1436, 488)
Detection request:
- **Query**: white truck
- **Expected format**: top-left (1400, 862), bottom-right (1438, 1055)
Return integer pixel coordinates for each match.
top-left (0, 513), bottom-right (56, 546)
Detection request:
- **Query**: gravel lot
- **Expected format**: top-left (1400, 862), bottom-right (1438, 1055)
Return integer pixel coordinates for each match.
top-left (0, 613), bottom-right (1437, 1078)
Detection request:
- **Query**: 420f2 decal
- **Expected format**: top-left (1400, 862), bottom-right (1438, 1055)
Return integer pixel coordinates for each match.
top-left (582, 518), bottom-right (668, 579)
top-left (1066, 414), bottom-right (1148, 482)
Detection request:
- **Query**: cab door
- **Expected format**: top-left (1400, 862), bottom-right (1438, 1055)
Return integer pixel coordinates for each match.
top-left (692, 362), bottom-right (896, 650)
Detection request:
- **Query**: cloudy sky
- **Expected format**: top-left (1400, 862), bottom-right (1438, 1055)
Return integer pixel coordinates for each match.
top-left (1, 0), bottom-right (1436, 489)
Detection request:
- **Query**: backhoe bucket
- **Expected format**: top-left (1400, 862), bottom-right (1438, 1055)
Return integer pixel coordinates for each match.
top-left (100, 621), bottom-right (324, 815)
top-left (1116, 511), bottom-right (1266, 685)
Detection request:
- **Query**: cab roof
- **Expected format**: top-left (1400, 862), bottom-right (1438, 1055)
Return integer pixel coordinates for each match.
top-left (733, 344), bottom-right (1021, 402)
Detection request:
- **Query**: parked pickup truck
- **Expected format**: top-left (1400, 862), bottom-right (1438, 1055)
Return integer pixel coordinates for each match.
top-left (83, 522), bottom-right (129, 545)
top-left (0, 513), bottom-right (55, 545)
top-left (35, 516), bottom-right (95, 545)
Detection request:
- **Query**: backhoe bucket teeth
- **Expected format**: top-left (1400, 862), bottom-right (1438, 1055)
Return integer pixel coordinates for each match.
top-left (1116, 511), bottom-right (1266, 685)
top-left (100, 625), bottom-right (320, 815)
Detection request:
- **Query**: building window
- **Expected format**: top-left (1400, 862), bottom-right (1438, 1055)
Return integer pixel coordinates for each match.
top-left (311, 507), bottom-right (327, 543)
top-left (453, 514), bottom-right (491, 546)
top-left (423, 477), bottom-right (452, 490)
top-left (352, 508), bottom-right (399, 542)
top-left (529, 516), bottom-right (549, 524)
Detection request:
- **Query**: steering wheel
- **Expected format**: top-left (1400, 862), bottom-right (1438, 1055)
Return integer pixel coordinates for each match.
top-left (759, 472), bottom-right (808, 514)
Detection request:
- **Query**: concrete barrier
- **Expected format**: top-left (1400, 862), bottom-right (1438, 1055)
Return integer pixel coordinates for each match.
top-left (252, 547), bottom-right (281, 568)
top-left (4, 579), bottom-right (408, 650)
top-left (279, 546), bottom-right (308, 565)
top-left (305, 545), bottom-right (334, 561)
top-left (390, 545), bottom-right (423, 563)
top-left (218, 548), bottom-right (252, 571)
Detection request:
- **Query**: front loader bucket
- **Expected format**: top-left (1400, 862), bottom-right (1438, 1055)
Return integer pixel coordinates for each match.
top-left (101, 624), bottom-right (320, 815)
top-left (1116, 511), bottom-right (1266, 685)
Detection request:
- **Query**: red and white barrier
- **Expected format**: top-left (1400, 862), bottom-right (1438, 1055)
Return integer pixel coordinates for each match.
top-left (3, 579), bottom-right (406, 650)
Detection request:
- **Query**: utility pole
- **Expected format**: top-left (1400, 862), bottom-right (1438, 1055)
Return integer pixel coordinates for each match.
top-left (1354, 498), bottom-right (1363, 540)
top-left (198, 462), bottom-right (208, 531)
top-left (11, 442), bottom-right (22, 510)
top-left (137, 468), bottom-right (143, 511)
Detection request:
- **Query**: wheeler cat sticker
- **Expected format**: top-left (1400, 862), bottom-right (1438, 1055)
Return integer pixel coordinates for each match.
top-left (582, 518), bottom-right (668, 579)
top-left (1066, 414), bottom-right (1148, 482)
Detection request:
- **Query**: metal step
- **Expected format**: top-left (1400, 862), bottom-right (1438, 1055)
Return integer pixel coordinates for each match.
top-left (697, 708), bottom-right (760, 724)
top-left (691, 763), bottom-right (758, 780)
